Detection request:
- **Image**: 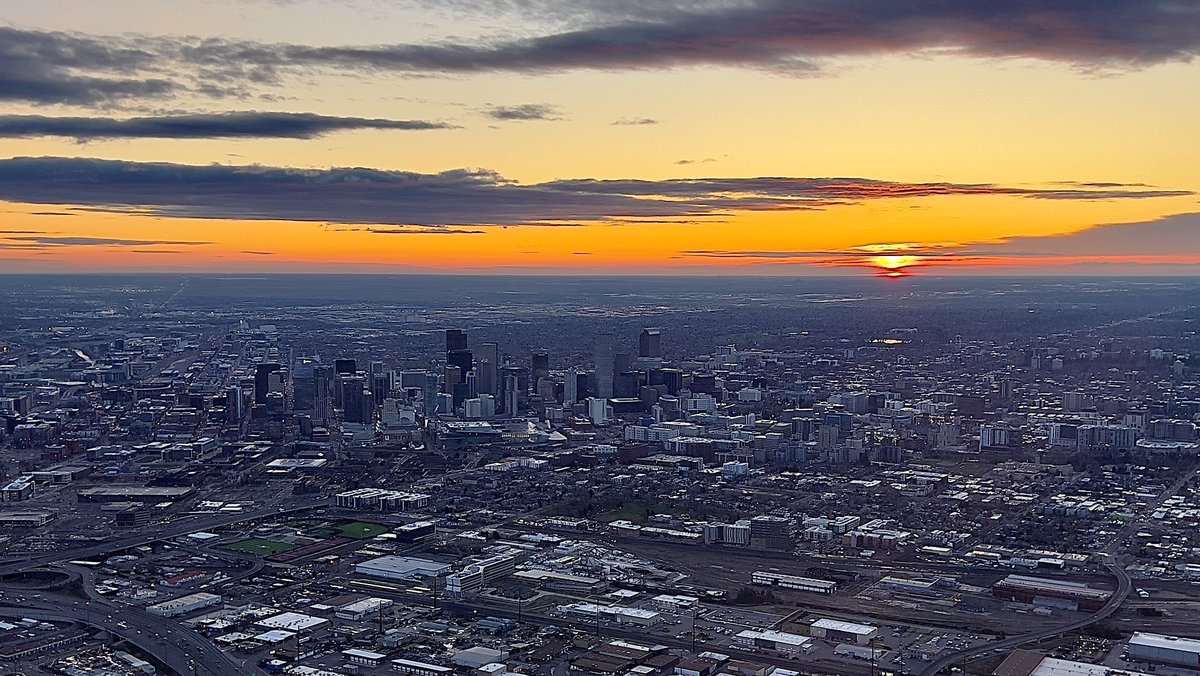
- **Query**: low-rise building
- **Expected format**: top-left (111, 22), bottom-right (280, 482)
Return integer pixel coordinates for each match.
top-left (1127, 632), bottom-right (1200, 669)
top-left (750, 571), bottom-right (837, 594)
top-left (809, 618), bottom-right (878, 645)
top-left (146, 592), bottom-right (223, 617)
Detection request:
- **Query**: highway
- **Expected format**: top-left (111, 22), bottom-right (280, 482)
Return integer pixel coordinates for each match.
top-left (0, 499), bottom-right (330, 674)
top-left (0, 592), bottom-right (259, 676)
top-left (917, 560), bottom-right (1131, 674)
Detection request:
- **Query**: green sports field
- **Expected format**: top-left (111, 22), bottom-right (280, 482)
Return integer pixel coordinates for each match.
top-left (339, 522), bottom-right (389, 539)
top-left (224, 538), bottom-right (298, 556)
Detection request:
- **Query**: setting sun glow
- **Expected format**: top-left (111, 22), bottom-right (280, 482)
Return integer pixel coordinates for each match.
top-left (871, 255), bottom-right (920, 270)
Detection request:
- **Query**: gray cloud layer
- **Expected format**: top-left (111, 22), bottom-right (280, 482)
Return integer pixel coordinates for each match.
top-left (217, 2), bottom-right (1200, 75)
top-left (0, 26), bottom-right (175, 105)
top-left (0, 157), bottom-right (1187, 228)
top-left (483, 104), bottom-right (561, 121)
top-left (0, 234), bottom-right (210, 250)
top-left (0, 112), bottom-right (455, 140)
top-left (3, 2), bottom-right (1197, 104)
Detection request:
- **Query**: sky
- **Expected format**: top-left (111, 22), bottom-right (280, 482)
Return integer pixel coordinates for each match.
top-left (0, 0), bottom-right (1198, 275)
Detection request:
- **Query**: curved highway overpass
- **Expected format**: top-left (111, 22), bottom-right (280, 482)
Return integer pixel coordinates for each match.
top-left (918, 561), bottom-right (1132, 675)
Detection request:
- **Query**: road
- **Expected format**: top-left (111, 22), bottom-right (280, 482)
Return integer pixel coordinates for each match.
top-left (0, 498), bottom-right (328, 576)
top-left (917, 560), bottom-right (1131, 675)
top-left (1102, 466), bottom-right (1198, 556)
top-left (0, 593), bottom-right (255, 676)
top-left (0, 498), bottom-right (330, 674)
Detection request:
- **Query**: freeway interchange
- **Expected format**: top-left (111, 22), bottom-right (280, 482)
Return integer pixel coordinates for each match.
top-left (0, 499), bottom-right (329, 674)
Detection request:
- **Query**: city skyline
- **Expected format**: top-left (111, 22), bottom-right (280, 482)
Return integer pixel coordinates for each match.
top-left (0, 1), bottom-right (1198, 274)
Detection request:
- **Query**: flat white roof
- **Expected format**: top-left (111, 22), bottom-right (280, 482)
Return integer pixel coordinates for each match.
top-left (356, 555), bottom-right (450, 577)
top-left (1129, 632), bottom-right (1200, 654)
top-left (147, 592), bottom-right (222, 609)
top-left (613, 607), bottom-right (660, 618)
top-left (254, 629), bottom-right (296, 642)
top-left (392, 658), bottom-right (453, 672)
top-left (752, 571), bottom-right (838, 588)
top-left (811, 618), bottom-right (876, 635)
top-left (1030, 657), bottom-right (1151, 676)
top-left (736, 629), bottom-right (811, 647)
top-left (652, 594), bottom-right (700, 604)
top-left (256, 611), bottom-right (328, 631)
top-left (344, 648), bottom-right (387, 659)
top-left (339, 597), bottom-right (391, 612)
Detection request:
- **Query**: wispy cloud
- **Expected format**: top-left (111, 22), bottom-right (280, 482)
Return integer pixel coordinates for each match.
top-left (482, 104), bottom-right (562, 121)
top-left (0, 157), bottom-right (1187, 229)
top-left (0, 112), bottom-right (457, 140)
top-left (1, 235), bottom-right (210, 247)
top-left (368, 227), bottom-right (485, 235)
top-left (612, 117), bottom-right (658, 126)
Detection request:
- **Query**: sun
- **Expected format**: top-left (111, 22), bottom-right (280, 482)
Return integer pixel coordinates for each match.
top-left (871, 254), bottom-right (918, 269)
top-left (870, 254), bottom-right (921, 275)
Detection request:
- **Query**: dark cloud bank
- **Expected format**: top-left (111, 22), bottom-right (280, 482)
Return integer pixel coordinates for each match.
top-left (0, 156), bottom-right (1187, 228)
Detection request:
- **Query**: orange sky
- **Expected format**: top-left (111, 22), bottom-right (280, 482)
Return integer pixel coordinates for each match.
top-left (0, 2), bottom-right (1197, 274)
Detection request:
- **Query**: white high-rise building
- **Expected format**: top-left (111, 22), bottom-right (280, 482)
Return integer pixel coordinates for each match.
top-left (587, 397), bottom-right (611, 425)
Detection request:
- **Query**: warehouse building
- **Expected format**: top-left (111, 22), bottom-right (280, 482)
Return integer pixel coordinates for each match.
top-left (734, 629), bottom-right (812, 654)
top-left (750, 571), bottom-right (837, 594)
top-left (994, 650), bottom-right (1151, 676)
top-left (336, 597), bottom-right (393, 621)
top-left (355, 555), bottom-right (451, 581)
top-left (255, 612), bottom-right (329, 635)
top-left (878, 576), bottom-right (942, 596)
top-left (392, 658), bottom-right (454, 676)
top-left (77, 486), bottom-right (195, 503)
top-left (511, 569), bottom-right (605, 593)
top-left (344, 649), bottom-right (388, 668)
top-left (557, 603), bottom-right (664, 626)
top-left (452, 647), bottom-right (510, 669)
top-left (0, 510), bottom-right (55, 528)
top-left (147, 592), bottom-right (223, 617)
top-left (992, 575), bottom-right (1110, 612)
top-left (1127, 632), bottom-right (1200, 669)
top-left (809, 618), bottom-right (878, 646)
